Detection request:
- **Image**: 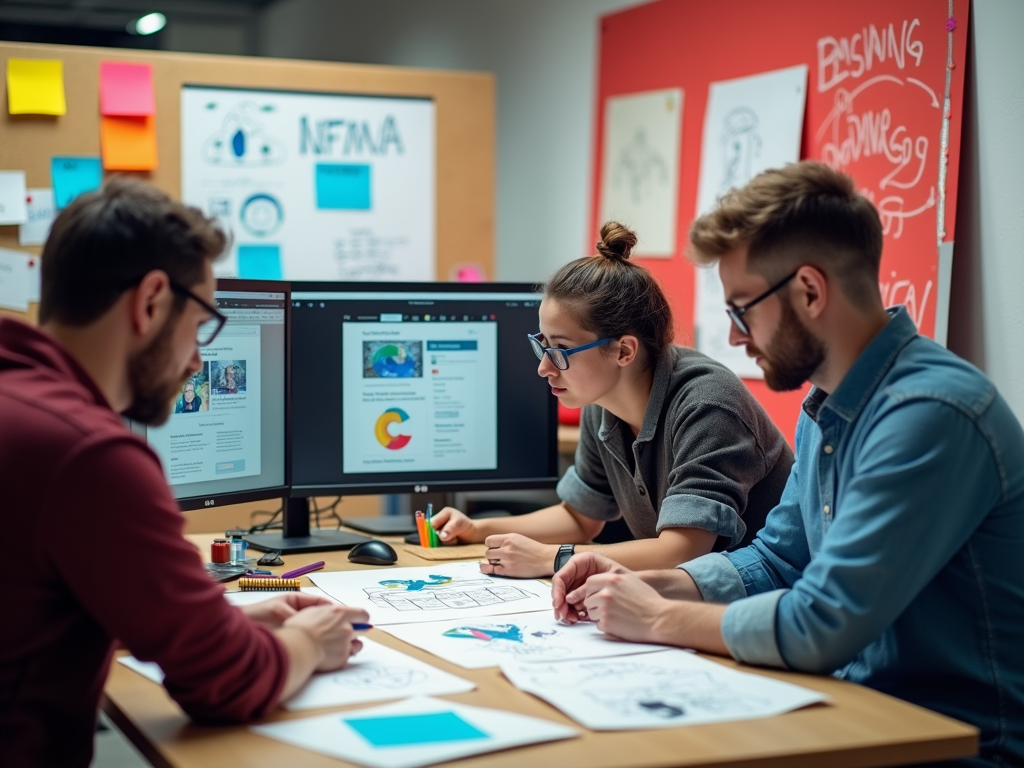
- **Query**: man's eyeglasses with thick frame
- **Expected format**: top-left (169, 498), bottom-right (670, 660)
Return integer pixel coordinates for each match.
top-left (528, 333), bottom-right (615, 370)
top-left (169, 281), bottom-right (228, 347)
top-left (726, 271), bottom-right (798, 336)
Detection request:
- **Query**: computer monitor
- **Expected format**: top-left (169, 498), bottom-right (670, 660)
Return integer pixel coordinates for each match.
top-left (129, 279), bottom-right (289, 512)
top-left (288, 282), bottom-right (559, 503)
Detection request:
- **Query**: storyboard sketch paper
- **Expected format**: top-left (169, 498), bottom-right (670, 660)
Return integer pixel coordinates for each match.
top-left (501, 649), bottom-right (828, 730)
top-left (599, 89), bottom-right (683, 257)
top-left (382, 610), bottom-right (669, 669)
top-left (252, 695), bottom-right (578, 768)
top-left (181, 86), bottom-right (435, 281)
top-left (283, 637), bottom-right (474, 710)
top-left (694, 65), bottom-right (808, 378)
top-left (309, 562), bottom-right (553, 625)
top-left (19, 188), bottom-right (56, 247)
top-left (118, 638), bottom-right (473, 710)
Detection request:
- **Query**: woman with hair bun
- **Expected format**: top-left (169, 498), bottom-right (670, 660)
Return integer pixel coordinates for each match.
top-left (430, 222), bottom-right (794, 578)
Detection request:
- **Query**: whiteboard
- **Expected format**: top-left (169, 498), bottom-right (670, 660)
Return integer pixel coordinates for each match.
top-left (181, 85), bottom-right (435, 281)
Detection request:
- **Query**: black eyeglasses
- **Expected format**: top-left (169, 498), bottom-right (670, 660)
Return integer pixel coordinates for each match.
top-left (725, 271), bottom-right (798, 336)
top-left (169, 281), bottom-right (228, 347)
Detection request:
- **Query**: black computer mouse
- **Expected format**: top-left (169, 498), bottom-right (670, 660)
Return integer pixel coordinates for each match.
top-left (348, 539), bottom-right (398, 566)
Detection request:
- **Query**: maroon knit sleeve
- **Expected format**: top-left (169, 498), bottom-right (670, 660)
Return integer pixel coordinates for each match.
top-left (41, 435), bottom-right (289, 723)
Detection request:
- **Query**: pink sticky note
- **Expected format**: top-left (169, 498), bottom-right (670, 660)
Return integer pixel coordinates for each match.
top-left (99, 62), bottom-right (155, 116)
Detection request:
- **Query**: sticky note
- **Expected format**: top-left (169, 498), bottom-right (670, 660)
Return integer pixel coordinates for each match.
top-left (237, 245), bottom-right (283, 279)
top-left (316, 164), bottom-right (371, 210)
top-left (19, 189), bottom-right (56, 247)
top-left (0, 248), bottom-right (31, 312)
top-left (101, 115), bottom-right (158, 171)
top-left (100, 61), bottom-right (155, 116)
top-left (6, 59), bottom-right (66, 115)
top-left (51, 157), bottom-right (102, 210)
top-left (0, 171), bottom-right (28, 225)
top-left (344, 711), bottom-right (488, 747)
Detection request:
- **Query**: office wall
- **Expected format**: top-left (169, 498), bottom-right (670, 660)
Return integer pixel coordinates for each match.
top-left (947, 0), bottom-right (1024, 420)
top-left (257, 0), bottom-right (635, 283)
top-left (255, 0), bottom-right (1024, 420)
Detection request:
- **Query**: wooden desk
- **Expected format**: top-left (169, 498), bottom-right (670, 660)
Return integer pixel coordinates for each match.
top-left (103, 533), bottom-right (977, 768)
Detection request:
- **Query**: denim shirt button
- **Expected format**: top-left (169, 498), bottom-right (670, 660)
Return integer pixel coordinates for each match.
top-left (823, 444), bottom-right (834, 454)
top-left (823, 504), bottom-right (831, 515)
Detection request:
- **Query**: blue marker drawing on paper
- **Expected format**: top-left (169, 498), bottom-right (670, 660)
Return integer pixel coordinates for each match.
top-left (380, 574), bottom-right (454, 592)
top-left (444, 623), bottom-right (525, 643)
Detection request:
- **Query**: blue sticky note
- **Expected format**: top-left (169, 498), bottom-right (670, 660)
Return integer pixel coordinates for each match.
top-left (316, 163), bottom-right (371, 210)
top-left (51, 157), bottom-right (103, 209)
top-left (237, 245), bottom-right (282, 279)
top-left (344, 711), bottom-right (488, 748)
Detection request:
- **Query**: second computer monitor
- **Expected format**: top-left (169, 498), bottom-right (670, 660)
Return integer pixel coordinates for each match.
top-left (289, 282), bottom-right (558, 496)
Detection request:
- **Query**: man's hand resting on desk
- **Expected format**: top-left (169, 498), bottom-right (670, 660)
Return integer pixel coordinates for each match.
top-left (239, 592), bottom-right (333, 628)
top-left (480, 533), bottom-right (557, 578)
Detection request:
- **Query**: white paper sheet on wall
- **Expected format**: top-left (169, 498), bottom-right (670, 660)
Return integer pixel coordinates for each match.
top-left (0, 248), bottom-right (30, 311)
top-left (19, 188), bottom-right (56, 247)
top-left (599, 88), bottom-right (683, 257)
top-left (694, 65), bottom-right (808, 378)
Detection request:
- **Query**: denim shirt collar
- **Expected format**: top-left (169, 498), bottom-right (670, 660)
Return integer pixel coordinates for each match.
top-left (598, 346), bottom-right (675, 444)
top-left (802, 306), bottom-right (918, 423)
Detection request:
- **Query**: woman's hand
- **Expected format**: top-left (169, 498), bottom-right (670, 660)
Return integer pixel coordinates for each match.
top-left (479, 533), bottom-right (557, 578)
top-left (238, 591), bottom-right (333, 628)
top-left (432, 506), bottom-right (482, 544)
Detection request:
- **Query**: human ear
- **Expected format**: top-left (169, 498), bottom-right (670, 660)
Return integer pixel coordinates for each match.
top-left (793, 266), bottom-right (828, 321)
top-left (129, 270), bottom-right (172, 338)
top-left (616, 335), bottom-right (640, 367)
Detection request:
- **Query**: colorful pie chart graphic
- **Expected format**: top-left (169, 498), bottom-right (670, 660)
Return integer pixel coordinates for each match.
top-left (375, 407), bottom-right (412, 450)
top-left (372, 343), bottom-right (417, 377)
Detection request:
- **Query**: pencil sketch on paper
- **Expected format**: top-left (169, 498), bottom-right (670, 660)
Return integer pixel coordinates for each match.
top-left (442, 622), bottom-right (573, 661)
top-left (613, 129), bottom-right (670, 204)
top-left (332, 664), bottom-right (430, 690)
top-left (365, 573), bottom-right (534, 613)
top-left (501, 652), bottom-right (828, 730)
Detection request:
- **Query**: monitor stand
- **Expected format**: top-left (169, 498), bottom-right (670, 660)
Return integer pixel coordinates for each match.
top-left (245, 497), bottom-right (372, 554)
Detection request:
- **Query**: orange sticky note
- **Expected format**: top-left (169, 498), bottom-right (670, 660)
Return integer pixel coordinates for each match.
top-left (100, 61), bottom-right (155, 116)
top-left (7, 59), bottom-right (66, 115)
top-left (100, 115), bottom-right (158, 171)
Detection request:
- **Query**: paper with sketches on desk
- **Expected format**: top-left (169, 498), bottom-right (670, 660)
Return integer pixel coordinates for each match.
top-left (310, 562), bottom-right (552, 625)
top-left (118, 636), bottom-right (474, 710)
top-left (381, 610), bottom-right (670, 669)
top-left (501, 649), bottom-right (828, 730)
top-left (252, 695), bottom-right (578, 768)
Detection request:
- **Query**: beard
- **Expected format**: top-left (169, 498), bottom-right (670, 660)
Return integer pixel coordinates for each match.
top-left (123, 311), bottom-right (190, 426)
top-left (750, 298), bottom-right (825, 392)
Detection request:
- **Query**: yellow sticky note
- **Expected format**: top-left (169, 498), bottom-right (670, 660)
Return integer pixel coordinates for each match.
top-left (100, 115), bottom-right (158, 171)
top-left (7, 59), bottom-right (67, 116)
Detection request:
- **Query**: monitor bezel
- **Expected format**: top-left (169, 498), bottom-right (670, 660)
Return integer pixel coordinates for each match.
top-left (286, 280), bottom-right (559, 499)
top-left (174, 277), bottom-right (291, 512)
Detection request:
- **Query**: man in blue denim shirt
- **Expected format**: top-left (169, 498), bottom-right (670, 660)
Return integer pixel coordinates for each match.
top-left (552, 161), bottom-right (1024, 766)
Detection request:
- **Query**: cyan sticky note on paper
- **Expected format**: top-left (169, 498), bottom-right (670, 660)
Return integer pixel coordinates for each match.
top-left (344, 711), bottom-right (488, 748)
top-left (316, 164), bottom-right (371, 210)
top-left (100, 61), bottom-right (155, 116)
top-left (237, 245), bottom-right (283, 279)
top-left (51, 157), bottom-right (102, 209)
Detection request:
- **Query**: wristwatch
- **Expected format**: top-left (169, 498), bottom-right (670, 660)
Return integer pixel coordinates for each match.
top-left (553, 544), bottom-right (576, 573)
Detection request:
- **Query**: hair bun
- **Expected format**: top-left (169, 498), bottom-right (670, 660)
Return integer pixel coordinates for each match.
top-left (596, 221), bottom-right (637, 262)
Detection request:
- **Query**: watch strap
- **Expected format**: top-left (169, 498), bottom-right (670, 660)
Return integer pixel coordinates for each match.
top-left (553, 544), bottom-right (576, 573)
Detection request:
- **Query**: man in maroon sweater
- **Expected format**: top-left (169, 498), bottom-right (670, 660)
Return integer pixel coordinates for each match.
top-left (0, 178), bottom-right (368, 767)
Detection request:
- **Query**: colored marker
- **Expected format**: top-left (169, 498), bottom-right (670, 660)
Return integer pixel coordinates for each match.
top-left (415, 510), bottom-right (428, 547)
top-left (281, 561), bottom-right (325, 579)
top-left (353, 623), bottom-right (374, 631)
top-left (426, 502), bottom-right (439, 548)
